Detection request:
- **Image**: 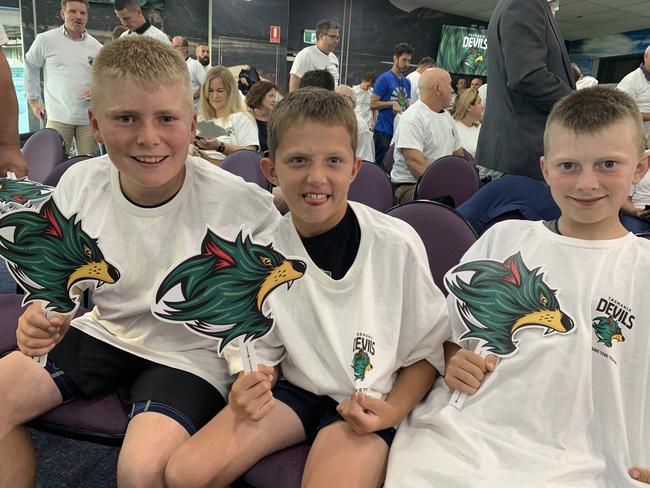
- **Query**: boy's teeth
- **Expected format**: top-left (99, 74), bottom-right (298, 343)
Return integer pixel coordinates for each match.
top-left (305, 193), bottom-right (326, 200)
top-left (135, 156), bottom-right (164, 163)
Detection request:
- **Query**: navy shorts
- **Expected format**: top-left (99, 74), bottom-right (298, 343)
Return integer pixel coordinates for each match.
top-left (273, 380), bottom-right (396, 447)
top-left (46, 326), bottom-right (225, 435)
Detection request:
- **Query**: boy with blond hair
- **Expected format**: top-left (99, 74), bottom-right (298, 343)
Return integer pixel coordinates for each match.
top-left (165, 88), bottom-right (450, 488)
top-left (0, 37), bottom-right (278, 487)
top-left (385, 86), bottom-right (650, 487)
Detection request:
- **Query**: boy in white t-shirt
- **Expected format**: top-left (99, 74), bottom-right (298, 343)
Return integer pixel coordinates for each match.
top-left (0, 37), bottom-right (278, 487)
top-left (385, 86), bottom-right (650, 487)
top-left (165, 88), bottom-right (451, 488)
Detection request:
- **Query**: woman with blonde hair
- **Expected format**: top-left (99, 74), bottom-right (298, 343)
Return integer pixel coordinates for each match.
top-left (191, 66), bottom-right (259, 164)
top-left (451, 89), bottom-right (500, 182)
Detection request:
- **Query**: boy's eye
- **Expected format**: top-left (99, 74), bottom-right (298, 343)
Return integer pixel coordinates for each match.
top-left (327, 157), bottom-right (343, 165)
top-left (289, 156), bottom-right (306, 165)
top-left (599, 160), bottom-right (617, 170)
top-left (160, 116), bottom-right (176, 123)
top-left (559, 162), bottom-right (575, 171)
top-left (117, 115), bottom-right (134, 123)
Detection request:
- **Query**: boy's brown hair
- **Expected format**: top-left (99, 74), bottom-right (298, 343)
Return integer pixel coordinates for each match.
top-left (545, 86), bottom-right (646, 156)
top-left (90, 36), bottom-right (192, 111)
top-left (267, 87), bottom-right (357, 158)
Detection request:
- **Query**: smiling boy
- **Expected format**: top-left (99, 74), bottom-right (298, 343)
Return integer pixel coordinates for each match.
top-left (385, 87), bottom-right (650, 487)
top-left (165, 88), bottom-right (450, 488)
top-left (0, 37), bottom-right (278, 487)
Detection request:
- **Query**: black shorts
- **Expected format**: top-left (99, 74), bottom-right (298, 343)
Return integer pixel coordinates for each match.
top-left (47, 326), bottom-right (225, 435)
top-left (273, 380), bottom-right (396, 447)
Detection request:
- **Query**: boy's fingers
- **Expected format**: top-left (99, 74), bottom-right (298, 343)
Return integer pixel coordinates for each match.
top-left (630, 467), bottom-right (650, 483)
top-left (485, 355), bottom-right (497, 372)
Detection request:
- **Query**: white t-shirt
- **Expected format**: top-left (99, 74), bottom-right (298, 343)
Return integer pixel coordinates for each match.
top-left (386, 220), bottom-right (650, 488)
top-left (391, 100), bottom-right (461, 184)
top-left (24, 26), bottom-right (102, 125)
top-left (120, 23), bottom-right (170, 44)
top-left (186, 57), bottom-right (206, 111)
top-left (0, 23), bottom-right (8, 45)
top-left (197, 112), bottom-right (259, 161)
top-left (406, 70), bottom-right (421, 102)
top-left (352, 84), bottom-right (373, 128)
top-left (617, 68), bottom-right (650, 134)
top-left (290, 45), bottom-right (339, 86)
top-left (225, 202), bottom-right (450, 403)
top-left (54, 155), bottom-right (279, 396)
top-left (355, 112), bottom-right (375, 163)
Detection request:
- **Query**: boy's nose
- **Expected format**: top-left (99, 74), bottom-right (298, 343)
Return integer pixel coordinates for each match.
top-left (575, 169), bottom-right (599, 190)
top-left (136, 123), bottom-right (161, 146)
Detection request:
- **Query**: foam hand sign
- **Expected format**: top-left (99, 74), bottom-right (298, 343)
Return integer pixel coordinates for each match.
top-left (153, 229), bottom-right (306, 372)
top-left (0, 197), bottom-right (121, 365)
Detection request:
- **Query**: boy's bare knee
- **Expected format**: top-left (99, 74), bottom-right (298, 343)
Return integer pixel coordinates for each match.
top-left (117, 451), bottom-right (168, 488)
top-left (165, 445), bottom-right (228, 488)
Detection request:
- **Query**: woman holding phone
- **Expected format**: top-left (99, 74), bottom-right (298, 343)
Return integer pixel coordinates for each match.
top-left (191, 66), bottom-right (259, 164)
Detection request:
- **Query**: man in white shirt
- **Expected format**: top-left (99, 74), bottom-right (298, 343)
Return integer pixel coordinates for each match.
top-left (617, 45), bottom-right (650, 146)
top-left (0, 22), bottom-right (28, 176)
top-left (391, 68), bottom-right (464, 203)
top-left (352, 72), bottom-right (376, 129)
top-left (289, 19), bottom-right (339, 91)
top-left (114, 0), bottom-right (170, 45)
top-left (407, 57), bottom-right (435, 103)
top-left (172, 35), bottom-right (205, 111)
top-left (336, 85), bottom-right (375, 163)
top-left (24, 0), bottom-right (101, 156)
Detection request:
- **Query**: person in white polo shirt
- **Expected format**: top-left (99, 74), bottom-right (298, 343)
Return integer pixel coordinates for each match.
top-left (617, 45), bottom-right (650, 147)
top-left (172, 35), bottom-right (205, 111)
top-left (289, 19), bottom-right (340, 92)
top-left (24, 0), bottom-right (102, 156)
top-left (114, 0), bottom-right (170, 45)
top-left (0, 22), bottom-right (28, 176)
top-left (390, 68), bottom-right (464, 203)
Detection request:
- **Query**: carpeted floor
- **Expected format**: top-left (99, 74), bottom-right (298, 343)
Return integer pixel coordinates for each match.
top-left (29, 428), bottom-right (119, 488)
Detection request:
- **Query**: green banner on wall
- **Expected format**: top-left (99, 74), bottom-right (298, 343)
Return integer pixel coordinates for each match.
top-left (436, 25), bottom-right (488, 76)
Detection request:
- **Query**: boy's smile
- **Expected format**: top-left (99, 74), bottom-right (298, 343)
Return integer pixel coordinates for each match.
top-left (89, 78), bottom-right (196, 206)
top-left (262, 121), bottom-right (361, 237)
top-left (541, 121), bottom-right (649, 240)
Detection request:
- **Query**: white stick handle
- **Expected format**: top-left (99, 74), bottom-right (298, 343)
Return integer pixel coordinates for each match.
top-left (240, 338), bottom-right (257, 374)
top-left (448, 344), bottom-right (488, 410)
top-left (33, 302), bottom-right (77, 368)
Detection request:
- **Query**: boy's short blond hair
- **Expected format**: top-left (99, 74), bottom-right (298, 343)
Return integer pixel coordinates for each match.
top-left (545, 86), bottom-right (646, 156)
top-left (267, 87), bottom-right (357, 158)
top-left (90, 36), bottom-right (192, 111)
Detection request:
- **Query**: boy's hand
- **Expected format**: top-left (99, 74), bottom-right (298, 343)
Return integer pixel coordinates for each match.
top-left (391, 101), bottom-right (402, 114)
top-left (228, 364), bottom-right (276, 422)
top-left (336, 392), bottom-right (398, 434)
top-left (445, 348), bottom-right (496, 395)
top-left (16, 302), bottom-right (71, 357)
top-left (630, 467), bottom-right (650, 484)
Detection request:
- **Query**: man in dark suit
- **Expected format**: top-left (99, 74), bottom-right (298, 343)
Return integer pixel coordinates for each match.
top-left (476, 0), bottom-right (575, 180)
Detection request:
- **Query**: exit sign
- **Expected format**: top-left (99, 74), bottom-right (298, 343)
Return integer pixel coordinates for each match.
top-left (303, 29), bottom-right (317, 44)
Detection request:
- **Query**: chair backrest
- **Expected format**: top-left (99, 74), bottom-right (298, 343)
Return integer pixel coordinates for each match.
top-left (414, 155), bottom-right (479, 207)
top-left (383, 143), bottom-right (396, 175)
top-left (43, 155), bottom-right (91, 187)
top-left (21, 128), bottom-right (66, 183)
top-left (387, 200), bottom-right (477, 294)
top-left (348, 161), bottom-right (395, 212)
top-left (220, 150), bottom-right (269, 190)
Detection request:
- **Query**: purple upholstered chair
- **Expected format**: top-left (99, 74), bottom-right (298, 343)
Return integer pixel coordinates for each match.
top-left (383, 143), bottom-right (396, 175)
top-left (0, 294), bottom-right (129, 445)
top-left (237, 443), bottom-right (310, 488)
top-left (387, 200), bottom-right (477, 294)
top-left (348, 160), bottom-right (395, 212)
top-left (414, 155), bottom-right (479, 208)
top-left (220, 150), bottom-right (269, 190)
top-left (43, 155), bottom-right (91, 187)
top-left (21, 128), bottom-right (67, 183)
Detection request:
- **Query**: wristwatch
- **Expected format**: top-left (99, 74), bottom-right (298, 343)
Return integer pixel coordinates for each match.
top-left (217, 141), bottom-right (225, 153)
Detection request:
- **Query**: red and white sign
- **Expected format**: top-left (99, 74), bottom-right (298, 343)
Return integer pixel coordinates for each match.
top-left (270, 25), bottom-right (281, 44)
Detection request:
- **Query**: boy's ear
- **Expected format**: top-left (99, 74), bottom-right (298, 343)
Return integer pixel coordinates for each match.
top-left (190, 112), bottom-right (198, 142)
top-left (632, 149), bottom-right (650, 185)
top-left (260, 157), bottom-right (278, 186)
top-left (88, 107), bottom-right (104, 144)
top-left (349, 157), bottom-right (362, 183)
top-left (540, 156), bottom-right (550, 185)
